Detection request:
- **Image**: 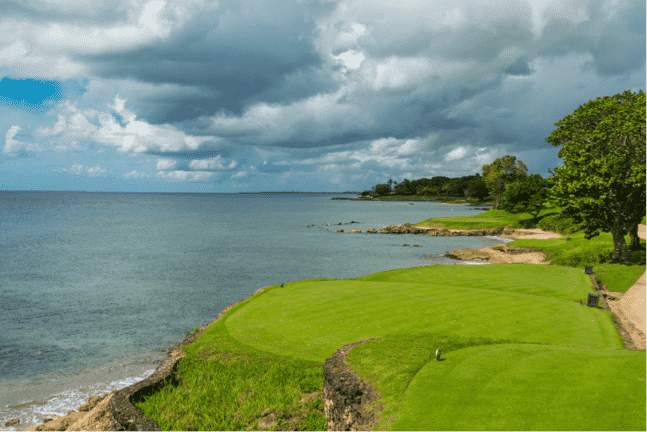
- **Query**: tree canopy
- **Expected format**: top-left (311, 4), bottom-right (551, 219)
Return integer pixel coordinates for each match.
top-left (500, 174), bottom-right (550, 218)
top-left (482, 155), bottom-right (529, 209)
top-left (466, 176), bottom-right (490, 201)
top-left (545, 89), bottom-right (646, 263)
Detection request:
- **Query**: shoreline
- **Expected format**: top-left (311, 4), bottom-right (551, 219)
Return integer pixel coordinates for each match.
top-left (12, 224), bottom-right (645, 431)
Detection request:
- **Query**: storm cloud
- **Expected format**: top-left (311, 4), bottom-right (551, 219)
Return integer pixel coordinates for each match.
top-left (1, 0), bottom-right (644, 192)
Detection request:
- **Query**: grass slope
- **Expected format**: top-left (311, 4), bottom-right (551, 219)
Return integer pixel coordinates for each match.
top-left (133, 206), bottom-right (647, 431)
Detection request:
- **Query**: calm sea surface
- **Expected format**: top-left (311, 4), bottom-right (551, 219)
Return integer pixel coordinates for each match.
top-left (0, 191), bottom-right (512, 429)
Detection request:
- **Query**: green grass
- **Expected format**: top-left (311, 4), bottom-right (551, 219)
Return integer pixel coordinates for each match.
top-left (132, 208), bottom-right (646, 431)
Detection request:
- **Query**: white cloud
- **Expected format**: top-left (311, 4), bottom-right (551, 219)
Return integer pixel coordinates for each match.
top-left (69, 163), bottom-right (84, 175)
top-left (124, 170), bottom-right (150, 178)
top-left (334, 50), bottom-right (366, 70)
top-left (37, 1), bottom-right (173, 55)
top-left (2, 125), bottom-right (40, 154)
top-left (398, 139), bottom-right (422, 155)
top-left (33, 96), bottom-right (218, 154)
top-left (444, 146), bottom-right (468, 161)
top-left (0, 41), bottom-right (30, 65)
top-left (156, 159), bottom-right (178, 170)
top-left (230, 171), bottom-right (247, 178)
top-left (189, 156), bottom-right (237, 170)
top-left (86, 165), bottom-right (107, 176)
top-left (157, 170), bottom-right (215, 181)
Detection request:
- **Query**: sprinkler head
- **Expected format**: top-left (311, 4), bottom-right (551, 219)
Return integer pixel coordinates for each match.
top-left (435, 348), bottom-right (441, 360)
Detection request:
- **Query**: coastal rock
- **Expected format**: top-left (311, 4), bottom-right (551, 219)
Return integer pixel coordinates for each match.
top-left (337, 229), bottom-right (344, 232)
top-left (33, 411), bottom-right (87, 431)
top-left (493, 244), bottom-right (544, 255)
top-left (347, 229), bottom-right (361, 233)
top-left (67, 392), bottom-right (123, 431)
top-left (379, 224), bottom-right (425, 234)
top-left (379, 224), bottom-right (400, 233)
top-left (323, 337), bottom-right (389, 432)
top-left (4, 419), bottom-right (20, 427)
top-left (365, 228), bottom-right (377, 233)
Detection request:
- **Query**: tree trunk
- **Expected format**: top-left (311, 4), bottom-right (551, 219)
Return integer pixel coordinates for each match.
top-left (629, 223), bottom-right (642, 249)
top-left (610, 223), bottom-right (629, 263)
top-left (494, 193), bottom-right (501, 210)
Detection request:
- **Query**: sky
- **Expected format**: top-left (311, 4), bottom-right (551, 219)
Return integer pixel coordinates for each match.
top-left (0, 0), bottom-right (644, 193)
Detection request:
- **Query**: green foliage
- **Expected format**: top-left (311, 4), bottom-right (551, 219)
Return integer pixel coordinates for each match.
top-left (467, 176), bottom-right (491, 201)
top-left (373, 183), bottom-right (392, 197)
top-left (536, 213), bottom-right (586, 235)
top-left (394, 178), bottom-right (415, 195)
top-left (185, 327), bottom-right (201, 338)
top-left (500, 174), bottom-right (550, 218)
top-left (545, 89), bottom-right (646, 263)
top-left (482, 155), bottom-right (529, 209)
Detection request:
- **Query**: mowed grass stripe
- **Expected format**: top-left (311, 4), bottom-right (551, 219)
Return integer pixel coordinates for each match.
top-left (380, 343), bottom-right (646, 431)
top-left (355, 263), bottom-right (593, 301)
top-left (222, 279), bottom-right (624, 363)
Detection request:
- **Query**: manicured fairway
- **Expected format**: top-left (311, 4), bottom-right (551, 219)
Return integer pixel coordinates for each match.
top-left (132, 210), bottom-right (646, 431)
top-left (378, 343), bottom-right (646, 431)
top-left (221, 268), bottom-right (624, 366)
top-left (355, 263), bottom-right (593, 301)
top-left (208, 263), bottom-right (639, 430)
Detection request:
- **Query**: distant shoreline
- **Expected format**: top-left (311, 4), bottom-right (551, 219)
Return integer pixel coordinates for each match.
top-left (331, 196), bottom-right (494, 206)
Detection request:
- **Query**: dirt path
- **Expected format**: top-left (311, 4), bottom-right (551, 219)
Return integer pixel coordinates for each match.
top-left (601, 224), bottom-right (646, 350)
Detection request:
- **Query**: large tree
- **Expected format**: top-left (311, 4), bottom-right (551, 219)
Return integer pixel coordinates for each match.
top-left (500, 174), bottom-right (550, 218)
top-left (482, 155), bottom-right (529, 209)
top-left (467, 176), bottom-right (490, 202)
top-left (545, 89), bottom-right (646, 263)
top-left (372, 183), bottom-right (392, 197)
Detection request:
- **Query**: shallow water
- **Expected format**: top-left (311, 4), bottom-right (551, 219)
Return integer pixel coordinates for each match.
top-left (0, 192), bottom-right (510, 429)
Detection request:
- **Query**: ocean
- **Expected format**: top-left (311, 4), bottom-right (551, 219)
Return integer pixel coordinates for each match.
top-left (0, 191), bottom-right (513, 430)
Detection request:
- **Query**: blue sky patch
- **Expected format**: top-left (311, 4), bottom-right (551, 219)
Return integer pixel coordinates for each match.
top-left (0, 78), bottom-right (63, 109)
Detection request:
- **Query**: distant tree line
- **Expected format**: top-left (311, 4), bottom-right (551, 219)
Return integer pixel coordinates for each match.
top-left (361, 89), bottom-right (646, 264)
top-left (363, 174), bottom-right (491, 201)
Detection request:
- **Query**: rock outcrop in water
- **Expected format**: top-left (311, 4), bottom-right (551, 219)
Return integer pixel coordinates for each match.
top-left (378, 224), bottom-right (515, 237)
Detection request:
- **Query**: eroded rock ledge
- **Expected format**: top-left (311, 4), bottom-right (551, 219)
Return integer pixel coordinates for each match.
top-left (323, 337), bottom-right (389, 431)
top-left (378, 224), bottom-right (515, 236)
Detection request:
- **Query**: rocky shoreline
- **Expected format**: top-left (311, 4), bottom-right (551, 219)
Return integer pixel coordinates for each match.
top-left (336, 223), bottom-right (516, 237)
top-left (8, 222), bottom-right (643, 431)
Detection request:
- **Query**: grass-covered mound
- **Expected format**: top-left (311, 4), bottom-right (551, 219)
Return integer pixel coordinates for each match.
top-left (132, 207), bottom-right (646, 431)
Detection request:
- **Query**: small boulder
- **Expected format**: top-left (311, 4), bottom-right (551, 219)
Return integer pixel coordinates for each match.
top-left (4, 419), bottom-right (19, 427)
top-left (348, 229), bottom-right (361, 233)
top-left (78, 395), bottom-right (104, 412)
top-left (365, 228), bottom-right (377, 233)
top-left (337, 229), bottom-right (344, 232)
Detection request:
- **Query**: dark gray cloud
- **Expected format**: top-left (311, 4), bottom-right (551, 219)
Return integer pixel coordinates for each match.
top-left (0, 0), bottom-right (644, 192)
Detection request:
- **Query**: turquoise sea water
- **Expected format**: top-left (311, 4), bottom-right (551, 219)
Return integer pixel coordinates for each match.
top-left (0, 191), bottom-right (511, 429)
